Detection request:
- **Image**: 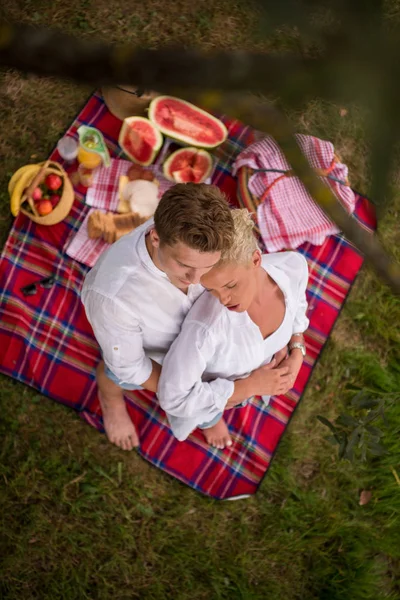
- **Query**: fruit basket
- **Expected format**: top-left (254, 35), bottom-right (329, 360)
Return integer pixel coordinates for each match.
top-left (9, 160), bottom-right (74, 226)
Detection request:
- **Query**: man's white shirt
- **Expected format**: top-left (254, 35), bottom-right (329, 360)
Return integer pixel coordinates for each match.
top-left (158, 252), bottom-right (309, 440)
top-left (81, 218), bottom-right (204, 386)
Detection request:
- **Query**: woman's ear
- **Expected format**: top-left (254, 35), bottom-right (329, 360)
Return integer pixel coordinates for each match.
top-left (252, 249), bottom-right (262, 268)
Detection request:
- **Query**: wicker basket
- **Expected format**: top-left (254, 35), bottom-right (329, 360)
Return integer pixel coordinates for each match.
top-left (101, 86), bottom-right (158, 120)
top-left (19, 161), bottom-right (74, 226)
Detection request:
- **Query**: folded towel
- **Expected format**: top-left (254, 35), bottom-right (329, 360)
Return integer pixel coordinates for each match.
top-left (233, 135), bottom-right (356, 252)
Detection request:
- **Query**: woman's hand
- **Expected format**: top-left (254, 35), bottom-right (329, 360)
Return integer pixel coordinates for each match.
top-left (248, 360), bottom-right (292, 397)
top-left (279, 350), bottom-right (303, 394)
top-left (274, 345), bottom-right (288, 366)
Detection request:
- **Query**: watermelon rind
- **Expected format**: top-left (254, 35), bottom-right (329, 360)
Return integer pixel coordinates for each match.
top-left (163, 147), bottom-right (213, 183)
top-left (118, 116), bottom-right (163, 166)
top-left (148, 96), bottom-right (227, 149)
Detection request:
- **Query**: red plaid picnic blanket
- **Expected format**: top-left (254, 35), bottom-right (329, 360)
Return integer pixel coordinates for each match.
top-left (233, 135), bottom-right (357, 252)
top-left (0, 92), bottom-right (376, 499)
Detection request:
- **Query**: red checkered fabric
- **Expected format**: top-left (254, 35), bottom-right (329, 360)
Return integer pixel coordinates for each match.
top-left (233, 135), bottom-right (357, 251)
top-left (66, 158), bottom-right (174, 266)
top-left (0, 92), bottom-right (377, 499)
top-left (85, 158), bottom-right (173, 210)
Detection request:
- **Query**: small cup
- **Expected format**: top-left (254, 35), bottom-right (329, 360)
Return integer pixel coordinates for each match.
top-left (57, 137), bottom-right (79, 163)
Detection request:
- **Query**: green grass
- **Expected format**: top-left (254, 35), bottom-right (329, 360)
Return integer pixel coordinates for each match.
top-left (1, 2), bottom-right (400, 599)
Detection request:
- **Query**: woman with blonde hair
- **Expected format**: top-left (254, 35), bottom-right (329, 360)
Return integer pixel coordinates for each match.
top-left (158, 209), bottom-right (309, 449)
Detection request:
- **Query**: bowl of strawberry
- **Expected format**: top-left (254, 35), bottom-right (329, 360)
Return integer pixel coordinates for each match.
top-left (20, 161), bottom-right (74, 225)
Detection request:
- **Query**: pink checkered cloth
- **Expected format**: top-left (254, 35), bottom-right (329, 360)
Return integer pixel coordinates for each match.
top-left (65, 158), bottom-right (174, 267)
top-left (232, 135), bottom-right (356, 252)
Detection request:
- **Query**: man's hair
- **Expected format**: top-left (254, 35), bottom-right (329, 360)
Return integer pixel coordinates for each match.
top-left (154, 183), bottom-right (234, 253)
top-left (219, 209), bottom-right (259, 265)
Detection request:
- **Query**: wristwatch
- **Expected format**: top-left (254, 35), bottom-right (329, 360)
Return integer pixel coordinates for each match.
top-left (289, 342), bottom-right (306, 357)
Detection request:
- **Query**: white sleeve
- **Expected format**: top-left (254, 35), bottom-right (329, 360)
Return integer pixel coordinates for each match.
top-left (158, 321), bottom-right (234, 419)
top-left (83, 290), bottom-right (152, 386)
top-left (292, 254), bottom-right (310, 334)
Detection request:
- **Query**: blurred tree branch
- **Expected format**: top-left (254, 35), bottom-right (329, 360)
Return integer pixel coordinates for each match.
top-left (0, 15), bottom-right (399, 293)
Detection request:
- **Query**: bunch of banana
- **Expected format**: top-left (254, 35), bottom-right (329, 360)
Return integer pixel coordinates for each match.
top-left (8, 163), bottom-right (44, 216)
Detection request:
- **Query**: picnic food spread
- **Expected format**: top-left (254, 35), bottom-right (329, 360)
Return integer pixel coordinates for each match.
top-left (8, 94), bottom-right (226, 239)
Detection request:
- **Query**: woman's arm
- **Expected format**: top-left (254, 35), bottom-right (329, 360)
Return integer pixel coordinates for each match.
top-left (158, 322), bottom-right (234, 419)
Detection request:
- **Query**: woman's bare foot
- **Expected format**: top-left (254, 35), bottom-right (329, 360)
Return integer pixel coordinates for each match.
top-left (202, 418), bottom-right (232, 450)
top-left (97, 362), bottom-right (139, 451)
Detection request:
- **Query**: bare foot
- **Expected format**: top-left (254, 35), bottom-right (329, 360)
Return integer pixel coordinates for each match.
top-left (96, 361), bottom-right (139, 450)
top-left (202, 418), bottom-right (232, 450)
top-left (99, 391), bottom-right (139, 450)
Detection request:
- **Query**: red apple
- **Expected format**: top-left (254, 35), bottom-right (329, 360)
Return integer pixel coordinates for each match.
top-left (37, 200), bottom-right (53, 216)
top-left (32, 186), bottom-right (43, 201)
top-left (45, 174), bottom-right (63, 191)
top-left (50, 194), bottom-right (60, 207)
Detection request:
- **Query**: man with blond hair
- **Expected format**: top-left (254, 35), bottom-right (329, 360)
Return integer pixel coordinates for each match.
top-left (81, 183), bottom-right (235, 450)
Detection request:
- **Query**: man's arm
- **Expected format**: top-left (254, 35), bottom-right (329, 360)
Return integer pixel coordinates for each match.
top-left (83, 290), bottom-right (154, 387)
top-left (140, 360), bottom-right (161, 393)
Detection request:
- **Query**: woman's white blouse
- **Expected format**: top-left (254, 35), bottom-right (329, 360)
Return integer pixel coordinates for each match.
top-left (158, 252), bottom-right (309, 440)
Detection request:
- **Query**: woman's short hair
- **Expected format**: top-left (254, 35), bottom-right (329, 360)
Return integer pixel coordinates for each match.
top-left (154, 183), bottom-right (234, 253)
top-left (219, 209), bottom-right (259, 265)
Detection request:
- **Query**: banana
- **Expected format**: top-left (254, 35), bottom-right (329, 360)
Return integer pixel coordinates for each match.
top-left (8, 163), bottom-right (40, 196)
top-left (10, 164), bottom-right (41, 216)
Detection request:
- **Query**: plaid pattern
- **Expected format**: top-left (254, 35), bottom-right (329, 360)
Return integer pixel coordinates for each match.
top-left (234, 135), bottom-right (356, 252)
top-left (0, 92), bottom-right (377, 499)
top-left (85, 158), bottom-right (174, 210)
top-left (66, 157), bottom-right (174, 266)
top-left (65, 208), bottom-right (111, 268)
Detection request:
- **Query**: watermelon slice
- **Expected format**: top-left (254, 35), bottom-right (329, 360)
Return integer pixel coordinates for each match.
top-left (119, 117), bottom-right (163, 166)
top-left (149, 96), bottom-right (227, 148)
top-left (163, 147), bottom-right (213, 184)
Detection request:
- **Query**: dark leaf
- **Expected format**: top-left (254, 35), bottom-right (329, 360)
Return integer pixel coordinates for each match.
top-left (336, 414), bottom-right (358, 428)
top-left (380, 405), bottom-right (389, 427)
top-left (363, 410), bottom-right (380, 425)
top-left (326, 435), bottom-right (340, 445)
top-left (357, 398), bottom-right (380, 409)
top-left (338, 436), bottom-right (348, 459)
top-left (368, 441), bottom-right (387, 456)
top-left (351, 391), bottom-right (369, 407)
top-left (366, 426), bottom-right (383, 438)
top-left (317, 415), bottom-right (337, 433)
top-left (361, 444), bottom-right (367, 462)
top-left (347, 428), bottom-right (361, 453)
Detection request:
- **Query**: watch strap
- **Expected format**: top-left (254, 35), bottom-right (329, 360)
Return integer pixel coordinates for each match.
top-left (289, 342), bottom-right (306, 357)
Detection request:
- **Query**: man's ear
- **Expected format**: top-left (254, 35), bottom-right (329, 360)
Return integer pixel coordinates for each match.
top-left (252, 249), bottom-right (262, 268)
top-left (150, 228), bottom-right (160, 248)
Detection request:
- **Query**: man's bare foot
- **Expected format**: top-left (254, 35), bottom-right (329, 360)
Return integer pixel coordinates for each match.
top-left (99, 391), bottom-right (139, 450)
top-left (96, 361), bottom-right (139, 450)
top-left (202, 418), bottom-right (232, 450)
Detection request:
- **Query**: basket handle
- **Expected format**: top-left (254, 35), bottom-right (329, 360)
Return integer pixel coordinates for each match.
top-left (39, 160), bottom-right (67, 176)
top-left (25, 160), bottom-right (51, 201)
